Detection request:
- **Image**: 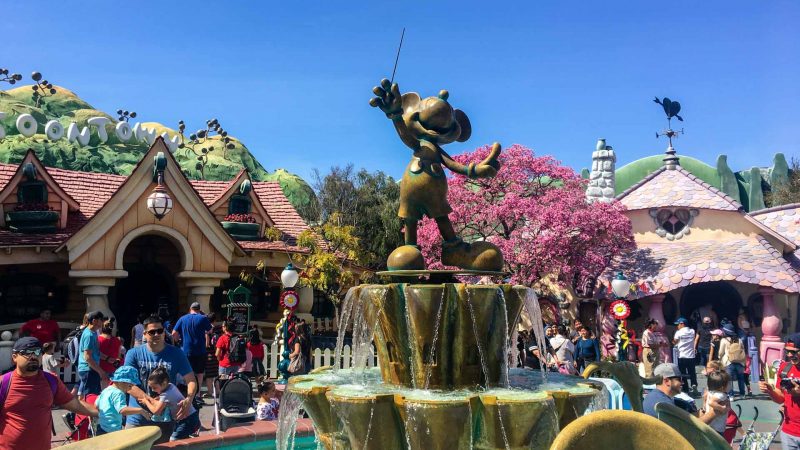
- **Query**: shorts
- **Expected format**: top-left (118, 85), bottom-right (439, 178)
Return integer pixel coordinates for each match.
top-left (77, 370), bottom-right (101, 397)
top-left (187, 354), bottom-right (206, 374)
top-left (171, 411), bottom-right (201, 440)
top-left (219, 365), bottom-right (238, 377)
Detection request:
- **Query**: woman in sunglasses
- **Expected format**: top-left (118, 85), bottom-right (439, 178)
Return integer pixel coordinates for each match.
top-left (760, 333), bottom-right (800, 449)
top-left (122, 315), bottom-right (198, 444)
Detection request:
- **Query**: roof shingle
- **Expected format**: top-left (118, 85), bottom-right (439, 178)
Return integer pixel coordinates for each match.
top-left (617, 166), bottom-right (742, 211)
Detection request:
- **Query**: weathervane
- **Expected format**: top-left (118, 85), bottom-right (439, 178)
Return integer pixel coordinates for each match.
top-left (653, 96), bottom-right (684, 168)
top-left (653, 96), bottom-right (685, 147)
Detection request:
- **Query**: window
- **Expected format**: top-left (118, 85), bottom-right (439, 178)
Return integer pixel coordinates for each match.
top-left (311, 290), bottom-right (335, 318)
top-left (228, 194), bottom-right (251, 215)
top-left (0, 274), bottom-right (60, 323)
top-left (651, 208), bottom-right (698, 240)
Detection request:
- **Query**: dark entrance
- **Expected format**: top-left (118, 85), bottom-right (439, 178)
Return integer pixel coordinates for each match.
top-left (110, 235), bottom-right (180, 343)
top-left (679, 281), bottom-right (742, 327)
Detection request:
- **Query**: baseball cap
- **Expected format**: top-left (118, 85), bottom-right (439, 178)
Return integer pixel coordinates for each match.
top-left (87, 310), bottom-right (106, 322)
top-left (654, 363), bottom-right (682, 379)
top-left (674, 317), bottom-right (689, 325)
top-left (110, 366), bottom-right (141, 385)
top-left (13, 336), bottom-right (42, 352)
top-left (786, 333), bottom-right (800, 352)
top-left (710, 329), bottom-right (724, 337)
top-left (190, 302), bottom-right (201, 310)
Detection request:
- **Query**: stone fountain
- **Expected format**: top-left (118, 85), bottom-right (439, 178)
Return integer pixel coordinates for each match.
top-left (276, 79), bottom-right (606, 450)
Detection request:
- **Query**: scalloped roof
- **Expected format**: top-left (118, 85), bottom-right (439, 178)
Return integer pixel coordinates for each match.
top-left (750, 204), bottom-right (800, 247)
top-left (616, 166), bottom-right (742, 211)
top-left (603, 236), bottom-right (800, 294)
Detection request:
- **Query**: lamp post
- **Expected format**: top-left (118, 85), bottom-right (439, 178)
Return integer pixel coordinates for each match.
top-left (608, 271), bottom-right (632, 362)
top-left (277, 263), bottom-right (300, 383)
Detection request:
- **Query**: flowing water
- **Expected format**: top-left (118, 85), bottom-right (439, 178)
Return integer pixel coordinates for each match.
top-left (334, 288), bottom-right (357, 372)
top-left (522, 288), bottom-right (548, 379)
top-left (276, 390), bottom-right (304, 450)
top-left (497, 288), bottom-right (511, 388)
top-left (423, 287), bottom-right (447, 389)
top-left (351, 288), bottom-right (384, 374)
top-left (402, 285), bottom-right (419, 389)
top-left (464, 288), bottom-right (490, 389)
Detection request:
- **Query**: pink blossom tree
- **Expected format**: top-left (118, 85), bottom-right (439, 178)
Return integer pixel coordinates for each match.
top-left (417, 144), bottom-right (634, 288)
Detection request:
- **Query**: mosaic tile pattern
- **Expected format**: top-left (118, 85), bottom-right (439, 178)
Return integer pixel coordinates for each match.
top-left (0, 162), bottom-right (313, 252)
top-left (604, 236), bottom-right (800, 294)
top-left (617, 167), bottom-right (741, 211)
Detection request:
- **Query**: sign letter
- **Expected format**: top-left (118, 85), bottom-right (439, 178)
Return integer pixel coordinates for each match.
top-left (87, 117), bottom-right (111, 143)
top-left (115, 121), bottom-right (132, 142)
top-left (16, 114), bottom-right (38, 137)
top-left (67, 122), bottom-right (91, 146)
top-left (44, 120), bottom-right (64, 140)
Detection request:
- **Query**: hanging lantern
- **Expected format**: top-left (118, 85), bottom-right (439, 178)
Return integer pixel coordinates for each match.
top-left (147, 152), bottom-right (173, 220)
top-left (611, 271), bottom-right (631, 299)
top-left (281, 262), bottom-right (300, 289)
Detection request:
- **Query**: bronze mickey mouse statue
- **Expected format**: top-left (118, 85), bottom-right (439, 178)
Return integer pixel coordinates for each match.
top-left (370, 78), bottom-right (504, 271)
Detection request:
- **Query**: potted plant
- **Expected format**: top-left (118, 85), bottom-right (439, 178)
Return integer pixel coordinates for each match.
top-left (5, 202), bottom-right (59, 233)
top-left (221, 213), bottom-right (261, 240)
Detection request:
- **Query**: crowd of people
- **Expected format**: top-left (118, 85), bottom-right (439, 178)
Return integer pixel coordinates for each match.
top-left (0, 303), bottom-right (315, 449)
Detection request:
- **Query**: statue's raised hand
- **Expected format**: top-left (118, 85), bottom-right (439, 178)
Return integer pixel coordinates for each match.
top-left (369, 78), bottom-right (403, 119)
top-left (471, 142), bottom-right (502, 178)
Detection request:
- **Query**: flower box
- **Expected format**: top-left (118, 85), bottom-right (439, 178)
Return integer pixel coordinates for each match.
top-left (5, 210), bottom-right (59, 233)
top-left (221, 221), bottom-right (261, 241)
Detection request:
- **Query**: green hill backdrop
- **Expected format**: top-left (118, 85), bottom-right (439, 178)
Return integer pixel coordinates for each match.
top-left (0, 85), bottom-right (316, 213)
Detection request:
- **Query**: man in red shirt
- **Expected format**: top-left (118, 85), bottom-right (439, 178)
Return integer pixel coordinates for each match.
top-left (0, 337), bottom-right (98, 450)
top-left (215, 320), bottom-right (241, 378)
top-left (19, 309), bottom-right (60, 346)
top-left (761, 333), bottom-right (800, 448)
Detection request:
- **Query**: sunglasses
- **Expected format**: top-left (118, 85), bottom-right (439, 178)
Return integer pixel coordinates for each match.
top-left (787, 350), bottom-right (799, 355)
top-left (15, 348), bottom-right (43, 357)
top-left (146, 328), bottom-right (165, 336)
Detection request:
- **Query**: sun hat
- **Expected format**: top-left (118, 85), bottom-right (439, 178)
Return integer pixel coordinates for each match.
top-left (110, 366), bottom-right (141, 385)
top-left (710, 329), bottom-right (724, 337)
top-left (722, 323), bottom-right (737, 337)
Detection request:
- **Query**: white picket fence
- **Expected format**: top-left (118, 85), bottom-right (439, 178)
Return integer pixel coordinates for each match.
top-left (261, 341), bottom-right (378, 379)
top-left (54, 341), bottom-right (377, 384)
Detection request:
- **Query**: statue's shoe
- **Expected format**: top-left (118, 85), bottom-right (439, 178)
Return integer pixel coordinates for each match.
top-left (441, 240), bottom-right (503, 271)
top-left (387, 245), bottom-right (425, 271)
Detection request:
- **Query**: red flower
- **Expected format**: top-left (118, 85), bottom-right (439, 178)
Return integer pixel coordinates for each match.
top-left (224, 213), bottom-right (256, 223)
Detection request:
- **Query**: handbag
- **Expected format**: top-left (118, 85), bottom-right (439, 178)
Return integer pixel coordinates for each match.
top-left (288, 354), bottom-right (305, 374)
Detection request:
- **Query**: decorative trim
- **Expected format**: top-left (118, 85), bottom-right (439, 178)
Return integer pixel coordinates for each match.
top-left (62, 138), bottom-right (244, 264)
top-left (176, 271), bottom-right (231, 279)
top-left (115, 224), bottom-right (194, 271)
top-left (69, 270), bottom-right (129, 279)
top-left (650, 208), bottom-right (698, 241)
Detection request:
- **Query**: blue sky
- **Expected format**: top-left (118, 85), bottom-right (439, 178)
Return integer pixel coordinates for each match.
top-left (2, 1), bottom-right (799, 181)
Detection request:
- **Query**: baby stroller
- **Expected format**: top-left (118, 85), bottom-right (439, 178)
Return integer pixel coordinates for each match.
top-left (739, 406), bottom-right (784, 450)
top-left (215, 373), bottom-right (256, 431)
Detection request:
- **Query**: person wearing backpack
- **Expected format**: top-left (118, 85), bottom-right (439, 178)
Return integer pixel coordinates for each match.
top-left (719, 323), bottom-right (748, 398)
top-left (215, 320), bottom-right (243, 377)
top-left (0, 337), bottom-right (98, 450)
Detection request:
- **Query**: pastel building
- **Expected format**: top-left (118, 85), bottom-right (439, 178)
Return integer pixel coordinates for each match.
top-left (0, 138), bottom-right (335, 342)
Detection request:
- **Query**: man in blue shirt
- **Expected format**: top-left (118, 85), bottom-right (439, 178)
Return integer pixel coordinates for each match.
top-left (643, 362), bottom-right (725, 424)
top-left (77, 310), bottom-right (109, 399)
top-left (123, 315), bottom-right (197, 444)
top-left (171, 302), bottom-right (212, 390)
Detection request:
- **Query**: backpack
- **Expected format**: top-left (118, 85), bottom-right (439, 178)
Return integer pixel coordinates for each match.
top-left (228, 334), bottom-right (247, 364)
top-left (63, 326), bottom-right (84, 363)
top-left (727, 340), bottom-right (747, 364)
top-left (0, 370), bottom-right (58, 411)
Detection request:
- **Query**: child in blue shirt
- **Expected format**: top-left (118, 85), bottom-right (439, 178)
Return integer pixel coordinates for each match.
top-left (138, 367), bottom-right (200, 440)
top-left (95, 366), bottom-right (151, 434)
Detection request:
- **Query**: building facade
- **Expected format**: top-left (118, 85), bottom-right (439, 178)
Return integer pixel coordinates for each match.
top-left (0, 138), bottom-right (329, 339)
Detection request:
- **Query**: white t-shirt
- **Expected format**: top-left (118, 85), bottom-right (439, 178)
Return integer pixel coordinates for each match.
top-left (705, 391), bottom-right (728, 433)
top-left (673, 327), bottom-right (696, 359)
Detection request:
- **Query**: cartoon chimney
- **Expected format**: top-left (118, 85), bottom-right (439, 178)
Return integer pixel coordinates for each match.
top-left (586, 138), bottom-right (616, 203)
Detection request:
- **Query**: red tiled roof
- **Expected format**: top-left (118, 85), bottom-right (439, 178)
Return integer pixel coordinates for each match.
top-left (0, 162), bottom-right (313, 252)
top-left (617, 166), bottom-right (742, 211)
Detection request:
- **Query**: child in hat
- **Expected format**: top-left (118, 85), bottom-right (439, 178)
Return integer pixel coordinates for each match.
top-left (95, 366), bottom-right (151, 435)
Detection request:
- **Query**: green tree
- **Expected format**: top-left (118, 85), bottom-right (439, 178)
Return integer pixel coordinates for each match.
top-left (307, 165), bottom-right (402, 271)
top-left (767, 158), bottom-right (800, 206)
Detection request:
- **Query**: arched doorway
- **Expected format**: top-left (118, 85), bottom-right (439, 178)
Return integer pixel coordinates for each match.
top-left (110, 235), bottom-right (181, 342)
top-left (680, 281), bottom-right (742, 327)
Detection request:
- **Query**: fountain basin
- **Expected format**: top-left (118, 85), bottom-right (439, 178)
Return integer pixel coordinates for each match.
top-left (355, 283), bottom-right (526, 390)
top-left (287, 367), bottom-right (605, 450)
